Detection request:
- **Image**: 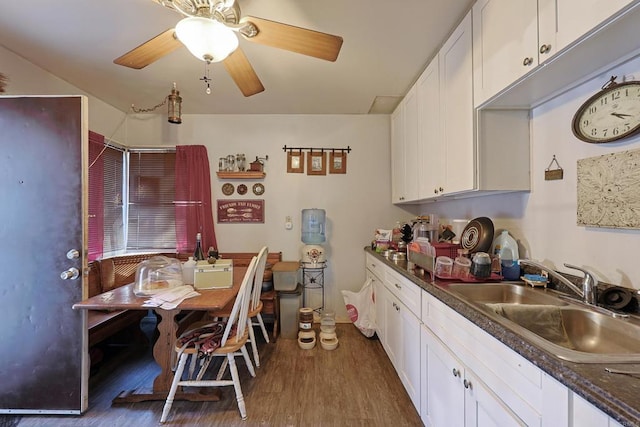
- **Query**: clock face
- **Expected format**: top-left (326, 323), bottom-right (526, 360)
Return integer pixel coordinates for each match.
top-left (572, 81), bottom-right (640, 143)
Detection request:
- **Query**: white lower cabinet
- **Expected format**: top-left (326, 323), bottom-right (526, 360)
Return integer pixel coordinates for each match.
top-left (382, 280), bottom-right (421, 409)
top-left (421, 323), bottom-right (525, 427)
top-left (366, 255), bottom-right (624, 426)
top-left (571, 393), bottom-right (624, 427)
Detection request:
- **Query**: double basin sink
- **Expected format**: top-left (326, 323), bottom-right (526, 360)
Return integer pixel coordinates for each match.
top-left (444, 282), bottom-right (640, 363)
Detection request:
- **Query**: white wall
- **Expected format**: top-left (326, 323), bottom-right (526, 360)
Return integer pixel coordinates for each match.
top-left (0, 46), bottom-right (126, 141)
top-left (126, 114), bottom-right (413, 317)
top-left (420, 56), bottom-right (640, 291)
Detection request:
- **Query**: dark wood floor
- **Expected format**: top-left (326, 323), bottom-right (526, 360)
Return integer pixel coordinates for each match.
top-left (6, 322), bottom-right (422, 427)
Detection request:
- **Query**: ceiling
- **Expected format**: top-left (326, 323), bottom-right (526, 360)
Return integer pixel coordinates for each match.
top-left (0, 0), bottom-right (473, 115)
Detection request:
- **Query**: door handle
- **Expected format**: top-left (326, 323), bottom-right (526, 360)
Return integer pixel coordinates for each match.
top-left (60, 268), bottom-right (80, 280)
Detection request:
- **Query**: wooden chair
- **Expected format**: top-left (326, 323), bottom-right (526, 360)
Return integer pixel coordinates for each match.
top-left (209, 246), bottom-right (270, 368)
top-left (247, 246), bottom-right (270, 366)
top-left (160, 256), bottom-right (258, 423)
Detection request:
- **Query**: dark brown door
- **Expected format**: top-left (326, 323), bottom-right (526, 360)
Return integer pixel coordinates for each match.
top-left (0, 96), bottom-right (88, 413)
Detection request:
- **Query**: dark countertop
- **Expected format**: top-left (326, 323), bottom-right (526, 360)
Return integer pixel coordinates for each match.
top-left (365, 248), bottom-right (640, 427)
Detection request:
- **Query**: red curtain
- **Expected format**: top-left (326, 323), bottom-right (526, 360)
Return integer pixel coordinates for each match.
top-left (88, 131), bottom-right (105, 261)
top-left (175, 145), bottom-right (217, 254)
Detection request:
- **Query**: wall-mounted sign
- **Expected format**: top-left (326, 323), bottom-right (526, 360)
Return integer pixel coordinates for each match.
top-left (217, 199), bottom-right (265, 223)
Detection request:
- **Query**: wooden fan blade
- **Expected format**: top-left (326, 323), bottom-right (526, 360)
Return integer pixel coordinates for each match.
top-left (241, 16), bottom-right (343, 62)
top-left (114, 28), bottom-right (182, 69)
top-left (223, 48), bottom-right (265, 97)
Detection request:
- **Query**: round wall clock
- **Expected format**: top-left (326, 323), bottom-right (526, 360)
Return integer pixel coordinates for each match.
top-left (222, 183), bottom-right (234, 196)
top-left (252, 183), bottom-right (265, 196)
top-left (572, 76), bottom-right (640, 143)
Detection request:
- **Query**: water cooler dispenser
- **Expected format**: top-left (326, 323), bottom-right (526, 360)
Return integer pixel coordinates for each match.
top-left (300, 209), bottom-right (327, 313)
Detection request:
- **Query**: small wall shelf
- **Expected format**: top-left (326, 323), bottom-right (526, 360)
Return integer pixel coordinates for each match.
top-left (216, 171), bottom-right (266, 180)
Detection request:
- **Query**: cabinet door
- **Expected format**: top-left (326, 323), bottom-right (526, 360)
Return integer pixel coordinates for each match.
top-left (555, 0), bottom-right (635, 51)
top-left (422, 324), bottom-right (465, 427)
top-left (440, 11), bottom-right (475, 195)
top-left (472, 0), bottom-right (538, 106)
top-left (368, 269), bottom-right (386, 344)
top-left (384, 286), bottom-right (402, 369)
top-left (399, 299), bottom-right (421, 410)
top-left (403, 85), bottom-right (419, 202)
top-left (391, 104), bottom-right (405, 203)
top-left (417, 55), bottom-right (443, 199)
top-left (464, 370), bottom-right (526, 427)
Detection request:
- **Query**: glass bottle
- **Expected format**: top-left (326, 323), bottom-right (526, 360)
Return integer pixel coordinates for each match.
top-left (193, 233), bottom-right (205, 261)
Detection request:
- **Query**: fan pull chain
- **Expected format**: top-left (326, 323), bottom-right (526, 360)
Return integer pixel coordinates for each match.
top-left (200, 62), bottom-right (213, 95)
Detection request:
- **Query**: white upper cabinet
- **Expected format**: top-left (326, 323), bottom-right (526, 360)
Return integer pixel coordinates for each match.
top-left (417, 55), bottom-right (442, 199)
top-left (472, 0), bottom-right (540, 106)
top-left (555, 0), bottom-right (636, 51)
top-left (439, 11), bottom-right (475, 195)
top-left (477, 0), bottom-right (640, 107)
top-left (390, 104), bottom-right (405, 204)
top-left (390, 86), bottom-right (419, 203)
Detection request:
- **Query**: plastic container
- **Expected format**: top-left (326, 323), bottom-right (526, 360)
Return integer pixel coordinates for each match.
top-left (470, 252), bottom-right (492, 279)
top-left (320, 309), bottom-right (336, 333)
top-left (134, 256), bottom-right (183, 296)
top-left (279, 284), bottom-right (303, 339)
top-left (435, 256), bottom-right (453, 277)
top-left (301, 208), bottom-right (326, 244)
top-left (272, 261), bottom-right (301, 291)
top-left (299, 307), bottom-right (314, 331)
top-left (452, 256), bottom-right (472, 279)
top-left (491, 231), bottom-right (520, 280)
top-left (182, 256), bottom-right (197, 285)
top-left (491, 230), bottom-right (519, 259)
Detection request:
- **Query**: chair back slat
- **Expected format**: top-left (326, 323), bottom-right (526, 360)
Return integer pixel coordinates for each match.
top-left (221, 256), bottom-right (258, 346)
top-left (250, 247), bottom-right (269, 310)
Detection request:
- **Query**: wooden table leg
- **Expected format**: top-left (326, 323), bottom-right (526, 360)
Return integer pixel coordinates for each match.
top-left (113, 309), bottom-right (221, 403)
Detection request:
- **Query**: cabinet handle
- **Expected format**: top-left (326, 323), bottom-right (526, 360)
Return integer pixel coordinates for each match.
top-left (464, 379), bottom-right (472, 390)
top-left (452, 368), bottom-right (460, 377)
top-left (439, 187), bottom-right (444, 193)
top-left (434, 188), bottom-right (439, 194)
top-left (394, 283), bottom-right (402, 290)
top-left (539, 44), bottom-right (552, 54)
top-left (522, 57), bottom-right (534, 66)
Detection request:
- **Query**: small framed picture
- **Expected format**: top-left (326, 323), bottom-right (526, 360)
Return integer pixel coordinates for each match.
top-left (329, 152), bottom-right (347, 174)
top-left (307, 151), bottom-right (327, 175)
top-left (287, 151), bottom-right (305, 173)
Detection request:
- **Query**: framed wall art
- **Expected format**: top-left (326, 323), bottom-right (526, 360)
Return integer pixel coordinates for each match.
top-left (329, 151), bottom-right (347, 174)
top-left (287, 150), bottom-right (305, 173)
top-left (577, 148), bottom-right (640, 229)
top-left (217, 199), bottom-right (265, 223)
top-left (307, 151), bottom-right (326, 175)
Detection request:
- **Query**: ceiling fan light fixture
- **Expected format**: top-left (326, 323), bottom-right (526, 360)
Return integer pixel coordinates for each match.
top-left (175, 16), bottom-right (238, 63)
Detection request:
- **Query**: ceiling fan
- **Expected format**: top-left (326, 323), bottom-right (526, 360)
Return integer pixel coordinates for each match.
top-left (114, 0), bottom-right (344, 97)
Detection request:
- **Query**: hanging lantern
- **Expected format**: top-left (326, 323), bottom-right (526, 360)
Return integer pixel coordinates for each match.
top-left (167, 82), bottom-right (182, 124)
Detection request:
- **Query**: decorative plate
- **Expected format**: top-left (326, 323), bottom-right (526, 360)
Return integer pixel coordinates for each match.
top-left (237, 184), bottom-right (248, 195)
top-left (252, 183), bottom-right (265, 196)
top-left (222, 183), bottom-right (235, 196)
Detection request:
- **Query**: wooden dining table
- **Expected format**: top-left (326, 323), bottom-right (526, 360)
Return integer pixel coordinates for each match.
top-left (73, 268), bottom-right (243, 403)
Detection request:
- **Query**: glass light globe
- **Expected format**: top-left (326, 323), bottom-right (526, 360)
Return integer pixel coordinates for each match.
top-left (175, 17), bottom-right (239, 63)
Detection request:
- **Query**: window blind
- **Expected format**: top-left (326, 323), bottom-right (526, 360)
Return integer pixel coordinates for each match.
top-left (127, 151), bottom-right (177, 251)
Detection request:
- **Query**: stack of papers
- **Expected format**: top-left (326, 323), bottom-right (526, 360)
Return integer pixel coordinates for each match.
top-left (142, 285), bottom-right (200, 310)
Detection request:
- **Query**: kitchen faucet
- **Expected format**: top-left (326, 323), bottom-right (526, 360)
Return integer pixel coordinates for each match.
top-left (517, 260), bottom-right (598, 305)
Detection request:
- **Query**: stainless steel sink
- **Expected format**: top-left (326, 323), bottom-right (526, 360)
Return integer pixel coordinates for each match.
top-left (444, 283), bottom-right (640, 363)
top-left (446, 283), bottom-right (568, 306)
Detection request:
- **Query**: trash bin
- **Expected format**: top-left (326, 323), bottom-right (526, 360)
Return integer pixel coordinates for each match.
top-left (278, 284), bottom-right (303, 339)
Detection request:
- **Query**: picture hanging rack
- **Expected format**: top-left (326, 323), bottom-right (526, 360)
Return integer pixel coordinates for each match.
top-left (282, 145), bottom-right (352, 153)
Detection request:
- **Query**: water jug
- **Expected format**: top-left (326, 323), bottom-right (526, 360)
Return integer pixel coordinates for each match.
top-left (301, 208), bottom-right (326, 244)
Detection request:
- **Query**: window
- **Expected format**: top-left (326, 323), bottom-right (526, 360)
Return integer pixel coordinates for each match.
top-left (88, 133), bottom-right (126, 260)
top-left (126, 150), bottom-right (176, 251)
top-left (88, 138), bottom-right (215, 259)
top-left (88, 138), bottom-right (177, 258)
